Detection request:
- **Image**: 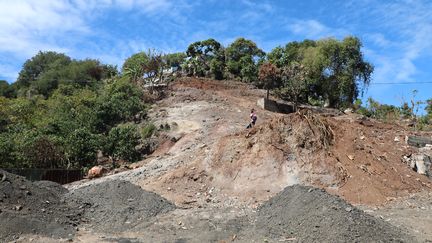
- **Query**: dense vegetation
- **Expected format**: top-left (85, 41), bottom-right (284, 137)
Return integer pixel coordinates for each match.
top-left (0, 52), bottom-right (152, 169)
top-left (1, 36), bottom-right (431, 169)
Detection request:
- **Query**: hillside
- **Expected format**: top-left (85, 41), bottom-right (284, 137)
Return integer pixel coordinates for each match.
top-left (2, 77), bottom-right (432, 242)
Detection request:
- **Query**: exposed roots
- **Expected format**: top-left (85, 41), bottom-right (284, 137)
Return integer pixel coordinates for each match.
top-left (298, 109), bottom-right (335, 149)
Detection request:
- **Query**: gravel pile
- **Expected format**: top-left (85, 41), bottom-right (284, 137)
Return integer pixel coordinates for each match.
top-left (0, 169), bottom-right (79, 241)
top-left (65, 179), bottom-right (175, 232)
top-left (257, 185), bottom-right (413, 242)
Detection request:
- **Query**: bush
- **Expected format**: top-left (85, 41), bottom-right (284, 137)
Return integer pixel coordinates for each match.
top-left (105, 124), bottom-right (140, 162)
top-left (140, 123), bottom-right (156, 139)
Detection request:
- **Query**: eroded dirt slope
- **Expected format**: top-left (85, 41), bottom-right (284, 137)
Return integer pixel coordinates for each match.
top-left (131, 77), bottom-right (431, 208)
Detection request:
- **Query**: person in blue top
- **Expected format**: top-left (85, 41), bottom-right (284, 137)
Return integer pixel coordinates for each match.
top-left (246, 108), bottom-right (257, 129)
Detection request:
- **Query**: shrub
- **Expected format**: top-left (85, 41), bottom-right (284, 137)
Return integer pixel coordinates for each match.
top-left (105, 124), bottom-right (140, 162)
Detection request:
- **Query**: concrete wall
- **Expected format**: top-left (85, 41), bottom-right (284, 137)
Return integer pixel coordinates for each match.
top-left (257, 98), bottom-right (295, 114)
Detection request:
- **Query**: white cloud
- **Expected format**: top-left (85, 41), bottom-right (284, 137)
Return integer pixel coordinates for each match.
top-left (368, 0), bottom-right (432, 83)
top-left (288, 19), bottom-right (347, 39)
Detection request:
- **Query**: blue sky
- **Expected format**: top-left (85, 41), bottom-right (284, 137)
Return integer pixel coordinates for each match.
top-left (0, 0), bottom-right (431, 111)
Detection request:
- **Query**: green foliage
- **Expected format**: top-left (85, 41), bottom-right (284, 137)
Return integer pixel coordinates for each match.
top-left (15, 51), bottom-right (116, 97)
top-left (225, 38), bottom-right (265, 82)
top-left (122, 52), bottom-right (149, 80)
top-left (140, 123), bottom-right (156, 139)
top-left (184, 38), bottom-right (225, 79)
top-left (267, 37), bottom-right (373, 108)
top-left (426, 99), bottom-right (432, 117)
top-left (356, 98), bottom-right (400, 122)
top-left (105, 124), bottom-right (141, 162)
top-left (163, 52), bottom-right (186, 69)
top-left (0, 80), bottom-right (17, 98)
top-left (17, 51), bottom-right (71, 88)
top-left (95, 79), bottom-right (143, 130)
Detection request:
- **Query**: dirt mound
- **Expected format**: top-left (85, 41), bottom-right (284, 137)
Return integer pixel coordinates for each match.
top-left (0, 170), bottom-right (79, 241)
top-left (205, 111), bottom-right (340, 202)
top-left (65, 180), bottom-right (175, 232)
top-left (257, 185), bottom-right (413, 242)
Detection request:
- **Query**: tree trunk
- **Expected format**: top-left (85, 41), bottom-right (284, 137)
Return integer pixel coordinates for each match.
top-left (266, 88), bottom-right (269, 100)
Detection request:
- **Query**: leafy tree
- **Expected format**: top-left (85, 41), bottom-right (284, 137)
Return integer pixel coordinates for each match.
top-left (0, 80), bottom-right (16, 97)
top-left (185, 38), bottom-right (225, 79)
top-left (64, 128), bottom-right (101, 168)
top-left (317, 37), bottom-right (373, 107)
top-left (16, 51), bottom-right (71, 89)
top-left (105, 124), bottom-right (140, 162)
top-left (95, 79), bottom-right (144, 131)
top-left (122, 51), bottom-right (149, 83)
top-left (163, 52), bottom-right (186, 70)
top-left (267, 37), bottom-right (373, 108)
top-left (225, 38), bottom-right (265, 82)
top-left (258, 62), bottom-right (280, 99)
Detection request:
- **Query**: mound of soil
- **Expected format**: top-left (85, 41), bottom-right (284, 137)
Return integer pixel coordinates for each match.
top-left (257, 185), bottom-right (413, 242)
top-left (0, 170), bottom-right (79, 241)
top-left (65, 180), bottom-right (175, 232)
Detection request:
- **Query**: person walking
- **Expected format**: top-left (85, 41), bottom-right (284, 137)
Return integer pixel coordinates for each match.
top-left (246, 108), bottom-right (257, 129)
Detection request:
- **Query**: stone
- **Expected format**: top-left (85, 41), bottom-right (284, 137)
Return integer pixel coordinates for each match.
top-left (344, 108), bottom-right (353, 114)
top-left (87, 166), bottom-right (108, 179)
top-left (411, 153), bottom-right (431, 175)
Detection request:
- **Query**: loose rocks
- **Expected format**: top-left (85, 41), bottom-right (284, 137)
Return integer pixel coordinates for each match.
top-left (256, 185), bottom-right (413, 242)
top-left (0, 170), bottom-right (79, 241)
top-left (65, 180), bottom-right (175, 232)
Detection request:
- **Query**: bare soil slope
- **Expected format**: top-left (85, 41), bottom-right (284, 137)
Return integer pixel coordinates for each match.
top-left (138, 77), bottom-right (431, 208)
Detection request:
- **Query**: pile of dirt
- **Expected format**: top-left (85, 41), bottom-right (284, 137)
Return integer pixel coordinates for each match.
top-left (64, 180), bottom-right (175, 232)
top-left (256, 185), bottom-right (414, 242)
top-left (0, 170), bottom-right (79, 241)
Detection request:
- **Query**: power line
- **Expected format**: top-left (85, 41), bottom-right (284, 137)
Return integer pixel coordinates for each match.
top-left (371, 81), bottom-right (432, 85)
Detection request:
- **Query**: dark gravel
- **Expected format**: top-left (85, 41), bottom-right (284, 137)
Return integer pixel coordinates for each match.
top-left (0, 169), bottom-right (79, 241)
top-left (256, 185), bottom-right (414, 242)
top-left (64, 179), bottom-right (176, 232)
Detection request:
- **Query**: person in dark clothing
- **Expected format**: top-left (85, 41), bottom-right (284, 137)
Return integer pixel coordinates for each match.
top-left (246, 108), bottom-right (257, 129)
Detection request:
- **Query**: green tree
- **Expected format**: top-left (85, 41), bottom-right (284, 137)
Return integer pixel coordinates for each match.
top-left (122, 51), bottom-right (149, 83)
top-left (267, 37), bottom-right (373, 108)
top-left (105, 124), bottom-right (140, 162)
top-left (95, 79), bottom-right (144, 131)
top-left (0, 80), bottom-right (16, 97)
top-left (16, 51), bottom-right (71, 89)
top-left (163, 52), bottom-right (186, 70)
top-left (317, 36), bottom-right (373, 107)
top-left (185, 38), bottom-right (225, 79)
top-left (225, 38), bottom-right (265, 82)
